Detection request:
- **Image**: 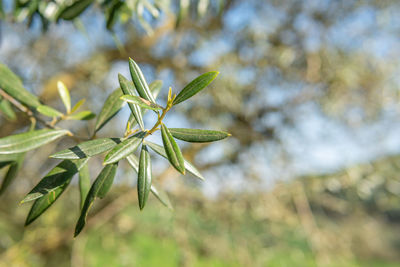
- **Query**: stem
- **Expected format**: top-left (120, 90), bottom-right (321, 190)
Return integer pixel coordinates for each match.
top-left (145, 107), bottom-right (169, 137)
top-left (0, 88), bottom-right (83, 142)
top-left (0, 88), bottom-right (56, 129)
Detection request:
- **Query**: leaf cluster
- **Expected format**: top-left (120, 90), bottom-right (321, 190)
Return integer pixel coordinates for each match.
top-left (0, 59), bottom-right (230, 236)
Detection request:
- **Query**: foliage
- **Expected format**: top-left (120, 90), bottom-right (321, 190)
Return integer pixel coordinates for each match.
top-left (0, 59), bottom-right (230, 236)
top-left (3, 0), bottom-right (225, 32)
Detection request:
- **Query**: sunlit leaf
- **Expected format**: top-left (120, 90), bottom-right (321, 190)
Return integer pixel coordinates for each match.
top-left (160, 124), bottom-right (185, 174)
top-left (169, 128), bottom-right (231, 143)
top-left (79, 163), bottom-right (90, 209)
top-left (145, 141), bottom-right (204, 180)
top-left (0, 63), bottom-right (40, 108)
top-left (94, 88), bottom-right (125, 133)
top-left (58, 0), bottom-right (94, 20)
top-left (173, 71), bottom-right (219, 105)
top-left (103, 131), bottom-right (145, 164)
top-left (37, 105), bottom-right (63, 117)
top-left (74, 162), bottom-right (118, 237)
top-left (118, 74), bottom-right (144, 130)
top-left (149, 80), bottom-right (163, 98)
top-left (50, 138), bottom-right (122, 159)
top-left (21, 159), bottom-right (89, 203)
top-left (138, 145), bottom-right (151, 210)
top-left (71, 98), bottom-right (86, 113)
top-left (66, 110), bottom-right (96, 120)
top-left (128, 58), bottom-right (156, 103)
top-left (121, 95), bottom-right (162, 111)
top-left (57, 81), bottom-right (71, 113)
top-left (0, 129), bottom-right (69, 154)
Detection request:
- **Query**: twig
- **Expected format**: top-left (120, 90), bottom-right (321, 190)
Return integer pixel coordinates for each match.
top-left (0, 88), bottom-right (55, 129)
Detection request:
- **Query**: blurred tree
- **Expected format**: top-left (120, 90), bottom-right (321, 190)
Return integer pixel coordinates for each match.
top-left (0, 0), bottom-right (400, 264)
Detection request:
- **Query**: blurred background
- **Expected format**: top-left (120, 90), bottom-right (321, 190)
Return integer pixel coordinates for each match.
top-left (1, 0), bottom-right (400, 266)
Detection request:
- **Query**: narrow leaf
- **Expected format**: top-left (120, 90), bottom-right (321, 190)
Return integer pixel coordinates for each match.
top-left (0, 97), bottom-right (16, 121)
top-left (79, 163), bottom-right (90, 209)
top-left (104, 132), bottom-right (145, 164)
top-left (37, 105), bottom-right (63, 117)
top-left (25, 182), bottom-right (70, 226)
top-left (21, 159), bottom-right (89, 203)
top-left (58, 0), bottom-right (94, 20)
top-left (150, 185), bottom-right (173, 210)
top-left (160, 124), bottom-right (185, 175)
top-left (0, 153), bottom-right (24, 195)
top-left (128, 58), bottom-right (156, 103)
top-left (149, 80), bottom-right (163, 98)
top-left (126, 80), bottom-right (162, 129)
top-left (126, 154), bottom-right (173, 209)
top-left (74, 163), bottom-right (118, 236)
top-left (145, 141), bottom-right (204, 180)
top-left (173, 71), bottom-right (219, 105)
top-left (94, 89), bottom-right (125, 133)
top-left (50, 138), bottom-right (122, 159)
top-left (138, 145), bottom-right (152, 210)
top-left (71, 98), bottom-right (86, 113)
top-left (118, 74), bottom-right (144, 130)
top-left (57, 81), bottom-right (71, 113)
top-left (169, 128), bottom-right (231, 143)
top-left (121, 95), bottom-right (162, 111)
top-left (0, 129), bottom-right (69, 154)
top-left (66, 110), bottom-right (95, 120)
top-left (0, 63), bottom-right (40, 108)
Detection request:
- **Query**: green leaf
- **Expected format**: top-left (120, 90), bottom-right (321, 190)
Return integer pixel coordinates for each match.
top-left (71, 98), bottom-right (86, 113)
top-left (66, 110), bottom-right (96, 120)
top-left (21, 159), bottom-right (89, 203)
top-left (149, 80), bottom-right (163, 97)
top-left (169, 128), bottom-right (231, 143)
top-left (104, 132), bottom-right (145, 165)
top-left (128, 58), bottom-right (156, 103)
top-left (58, 0), bottom-right (94, 20)
top-left (126, 80), bottom-right (163, 130)
top-left (74, 163), bottom-right (118, 237)
top-left (50, 138), bottom-right (122, 159)
top-left (0, 153), bottom-right (18, 162)
top-left (121, 95), bottom-right (162, 111)
top-left (106, 0), bottom-right (124, 30)
top-left (118, 74), bottom-right (144, 130)
top-left (160, 124), bottom-right (185, 175)
top-left (138, 145), bottom-right (152, 210)
top-left (0, 63), bottom-right (40, 108)
top-left (176, 0), bottom-right (190, 28)
top-left (150, 184), bottom-right (173, 210)
top-left (0, 161), bottom-right (12, 169)
top-left (0, 97), bottom-right (16, 121)
top-left (94, 89), bottom-right (125, 133)
top-left (97, 167), bottom-right (116, 199)
top-left (57, 81), bottom-right (71, 113)
top-left (173, 71), bottom-right (219, 105)
top-left (78, 163), bottom-right (90, 209)
top-left (25, 181), bottom-right (69, 226)
top-left (145, 141), bottom-right (204, 181)
top-left (0, 129), bottom-right (69, 154)
top-left (37, 105), bottom-right (63, 117)
top-left (0, 153), bottom-right (24, 195)
top-left (126, 154), bottom-right (173, 209)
